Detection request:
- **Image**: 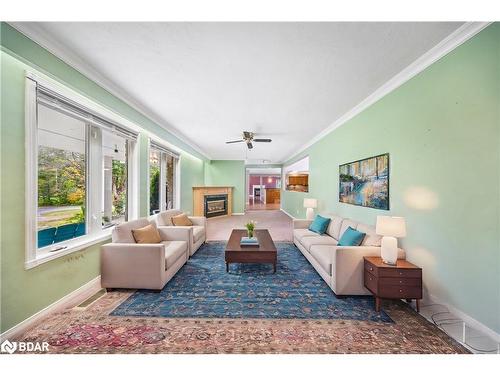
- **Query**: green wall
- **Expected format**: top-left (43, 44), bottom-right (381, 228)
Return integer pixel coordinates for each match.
top-left (282, 24), bottom-right (500, 333)
top-left (0, 23), bottom-right (206, 333)
top-left (204, 160), bottom-right (246, 213)
top-left (180, 153), bottom-right (205, 214)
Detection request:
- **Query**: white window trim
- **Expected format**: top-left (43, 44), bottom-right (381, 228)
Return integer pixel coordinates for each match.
top-left (24, 70), bottom-right (141, 269)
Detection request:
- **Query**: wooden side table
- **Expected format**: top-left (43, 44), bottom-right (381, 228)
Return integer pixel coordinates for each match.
top-left (363, 256), bottom-right (422, 312)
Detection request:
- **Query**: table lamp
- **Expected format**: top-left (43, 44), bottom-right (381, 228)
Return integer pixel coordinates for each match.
top-left (303, 198), bottom-right (317, 220)
top-left (376, 216), bottom-right (406, 265)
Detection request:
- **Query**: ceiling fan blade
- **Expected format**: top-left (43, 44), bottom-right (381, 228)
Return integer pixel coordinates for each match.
top-left (253, 138), bottom-right (272, 142)
top-left (247, 142), bottom-right (253, 150)
top-left (226, 140), bottom-right (244, 144)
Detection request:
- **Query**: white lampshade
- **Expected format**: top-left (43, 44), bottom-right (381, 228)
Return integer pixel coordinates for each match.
top-left (376, 216), bottom-right (407, 238)
top-left (303, 198), bottom-right (317, 209)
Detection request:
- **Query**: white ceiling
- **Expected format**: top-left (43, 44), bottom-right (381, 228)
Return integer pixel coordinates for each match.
top-left (17, 22), bottom-right (464, 162)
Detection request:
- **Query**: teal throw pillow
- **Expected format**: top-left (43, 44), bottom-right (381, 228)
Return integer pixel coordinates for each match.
top-left (338, 226), bottom-right (366, 246)
top-left (309, 215), bottom-right (331, 235)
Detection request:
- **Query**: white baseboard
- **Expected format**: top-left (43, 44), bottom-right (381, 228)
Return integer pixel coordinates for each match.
top-left (232, 212), bottom-right (245, 216)
top-left (424, 293), bottom-right (500, 343)
top-left (280, 208), bottom-right (295, 219)
top-left (0, 275), bottom-right (102, 341)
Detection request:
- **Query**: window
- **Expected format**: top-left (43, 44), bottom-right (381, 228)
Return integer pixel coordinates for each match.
top-left (37, 106), bottom-right (87, 246)
top-left (26, 73), bottom-right (139, 267)
top-left (149, 149), bottom-right (161, 214)
top-left (102, 129), bottom-right (128, 227)
top-left (149, 141), bottom-right (179, 215)
top-left (283, 156), bottom-right (309, 192)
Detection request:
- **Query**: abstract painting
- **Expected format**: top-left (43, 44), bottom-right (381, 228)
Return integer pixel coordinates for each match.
top-left (339, 154), bottom-right (389, 210)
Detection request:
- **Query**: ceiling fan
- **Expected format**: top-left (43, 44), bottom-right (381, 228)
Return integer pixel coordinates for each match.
top-left (225, 131), bottom-right (272, 150)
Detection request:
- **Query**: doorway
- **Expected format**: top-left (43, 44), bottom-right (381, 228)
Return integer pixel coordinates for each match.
top-left (245, 167), bottom-right (282, 211)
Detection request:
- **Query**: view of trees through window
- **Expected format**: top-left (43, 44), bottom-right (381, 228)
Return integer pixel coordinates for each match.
top-left (37, 104), bottom-right (130, 249)
top-left (38, 146), bottom-right (86, 229)
top-left (102, 131), bottom-right (128, 227)
top-left (37, 105), bottom-right (88, 248)
top-left (149, 150), bottom-right (160, 214)
top-left (150, 148), bottom-right (176, 215)
top-left (166, 154), bottom-right (175, 210)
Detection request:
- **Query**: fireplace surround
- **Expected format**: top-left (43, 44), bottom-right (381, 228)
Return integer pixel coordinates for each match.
top-left (192, 186), bottom-right (234, 217)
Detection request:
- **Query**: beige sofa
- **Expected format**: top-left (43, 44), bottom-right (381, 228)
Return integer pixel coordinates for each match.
top-left (101, 218), bottom-right (190, 290)
top-left (153, 209), bottom-right (206, 256)
top-left (293, 214), bottom-right (405, 296)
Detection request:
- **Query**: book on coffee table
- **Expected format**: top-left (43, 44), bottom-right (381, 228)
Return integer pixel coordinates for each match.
top-left (240, 236), bottom-right (259, 246)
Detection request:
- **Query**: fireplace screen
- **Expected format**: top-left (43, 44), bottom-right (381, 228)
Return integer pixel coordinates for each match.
top-left (204, 194), bottom-right (228, 218)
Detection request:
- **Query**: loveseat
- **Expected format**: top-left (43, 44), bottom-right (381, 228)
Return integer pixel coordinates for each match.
top-left (293, 215), bottom-right (405, 295)
top-left (152, 209), bottom-right (206, 256)
top-left (101, 218), bottom-right (190, 290)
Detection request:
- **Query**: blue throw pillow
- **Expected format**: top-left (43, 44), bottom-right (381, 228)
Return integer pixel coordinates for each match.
top-left (309, 215), bottom-right (331, 235)
top-left (338, 226), bottom-right (366, 246)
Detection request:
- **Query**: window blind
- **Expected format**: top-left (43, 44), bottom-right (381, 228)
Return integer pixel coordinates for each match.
top-left (36, 84), bottom-right (138, 141)
top-left (150, 141), bottom-right (180, 159)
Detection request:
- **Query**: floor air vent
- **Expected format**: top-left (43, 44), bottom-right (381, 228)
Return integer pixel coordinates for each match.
top-left (75, 289), bottom-right (107, 309)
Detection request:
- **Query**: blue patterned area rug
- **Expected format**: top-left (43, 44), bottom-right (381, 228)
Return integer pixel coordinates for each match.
top-left (110, 241), bottom-right (392, 323)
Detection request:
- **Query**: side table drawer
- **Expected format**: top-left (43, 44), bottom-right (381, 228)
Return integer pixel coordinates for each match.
top-left (378, 267), bottom-right (421, 279)
top-left (364, 260), bottom-right (378, 277)
top-left (379, 277), bottom-right (422, 287)
top-left (378, 285), bottom-right (422, 299)
top-left (364, 271), bottom-right (378, 294)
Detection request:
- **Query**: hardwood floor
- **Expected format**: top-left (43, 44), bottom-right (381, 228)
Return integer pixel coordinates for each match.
top-left (246, 198), bottom-right (280, 211)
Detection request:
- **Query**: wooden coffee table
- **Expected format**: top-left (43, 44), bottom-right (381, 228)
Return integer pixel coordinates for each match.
top-left (225, 229), bottom-right (277, 273)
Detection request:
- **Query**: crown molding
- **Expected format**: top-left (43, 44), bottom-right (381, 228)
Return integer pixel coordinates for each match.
top-left (281, 21), bottom-right (492, 163)
top-left (8, 22), bottom-right (211, 161)
top-left (8, 22), bottom-right (491, 164)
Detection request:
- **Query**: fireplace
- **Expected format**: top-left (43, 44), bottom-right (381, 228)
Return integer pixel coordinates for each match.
top-left (204, 194), bottom-right (228, 218)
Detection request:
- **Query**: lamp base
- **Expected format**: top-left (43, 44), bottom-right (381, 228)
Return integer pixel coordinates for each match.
top-left (305, 207), bottom-right (315, 220)
top-left (381, 236), bottom-right (398, 265)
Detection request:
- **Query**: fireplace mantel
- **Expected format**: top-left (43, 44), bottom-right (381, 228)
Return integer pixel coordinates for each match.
top-left (192, 186), bottom-right (233, 217)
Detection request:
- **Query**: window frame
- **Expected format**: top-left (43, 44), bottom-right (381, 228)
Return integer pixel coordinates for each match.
top-left (147, 139), bottom-right (180, 216)
top-left (24, 71), bottom-right (140, 269)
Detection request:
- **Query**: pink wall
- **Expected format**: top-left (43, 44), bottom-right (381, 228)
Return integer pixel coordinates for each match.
top-left (248, 175), bottom-right (281, 195)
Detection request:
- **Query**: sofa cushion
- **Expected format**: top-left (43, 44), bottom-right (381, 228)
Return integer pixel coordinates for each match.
top-left (340, 219), bottom-right (359, 238)
top-left (192, 225), bottom-right (205, 243)
top-left (157, 209), bottom-right (183, 226)
top-left (338, 226), bottom-right (366, 246)
top-left (163, 241), bottom-right (187, 269)
top-left (309, 215), bottom-right (331, 234)
top-left (171, 213), bottom-right (193, 226)
top-left (293, 228), bottom-right (320, 242)
top-left (357, 223), bottom-right (382, 246)
top-left (309, 246), bottom-right (332, 275)
top-left (132, 224), bottom-right (162, 244)
top-left (325, 215), bottom-right (344, 240)
top-left (301, 235), bottom-right (338, 251)
top-left (112, 218), bottom-right (152, 243)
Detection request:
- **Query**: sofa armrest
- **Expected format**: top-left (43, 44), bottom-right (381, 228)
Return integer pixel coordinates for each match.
top-left (101, 243), bottom-right (166, 287)
top-left (188, 216), bottom-right (207, 227)
top-left (157, 226), bottom-right (192, 242)
top-left (334, 246), bottom-right (405, 259)
top-left (333, 246), bottom-right (405, 267)
top-left (293, 219), bottom-right (313, 229)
